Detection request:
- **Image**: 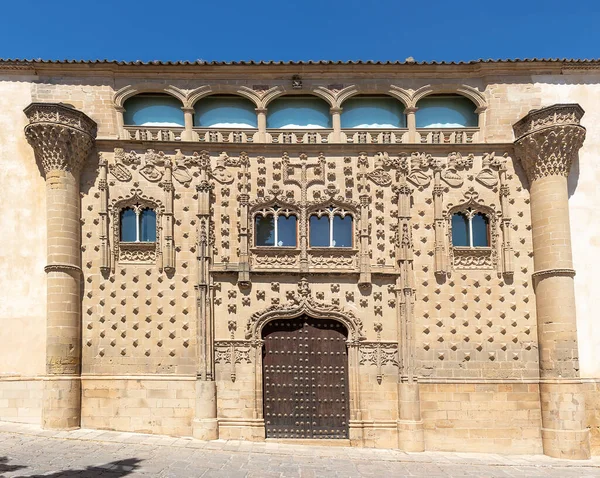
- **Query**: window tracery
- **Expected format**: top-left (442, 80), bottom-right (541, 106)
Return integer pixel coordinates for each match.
top-left (110, 190), bottom-right (163, 268)
top-left (446, 190), bottom-right (497, 271)
top-left (451, 209), bottom-right (490, 248)
top-left (253, 206), bottom-right (298, 247)
top-left (120, 206), bottom-right (157, 243)
top-left (309, 206), bottom-right (354, 248)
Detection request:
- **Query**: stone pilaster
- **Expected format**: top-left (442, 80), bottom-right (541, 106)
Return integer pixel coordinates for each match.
top-left (24, 103), bottom-right (97, 430)
top-left (513, 104), bottom-right (590, 459)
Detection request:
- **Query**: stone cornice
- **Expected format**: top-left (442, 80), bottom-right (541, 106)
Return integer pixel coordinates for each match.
top-left (24, 103), bottom-right (97, 176)
top-left (513, 104), bottom-right (586, 183)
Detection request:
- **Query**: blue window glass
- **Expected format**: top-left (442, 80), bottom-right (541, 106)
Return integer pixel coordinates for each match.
top-left (277, 215), bottom-right (297, 247)
top-left (123, 94), bottom-right (185, 127)
top-left (472, 213), bottom-right (489, 247)
top-left (415, 95), bottom-right (478, 128)
top-left (193, 95), bottom-right (257, 128)
top-left (140, 209), bottom-right (156, 242)
top-left (341, 96), bottom-right (406, 128)
top-left (267, 96), bottom-right (332, 129)
top-left (333, 215), bottom-right (353, 247)
top-left (451, 213), bottom-right (469, 247)
top-left (120, 208), bottom-right (137, 242)
top-left (255, 215), bottom-right (275, 246)
top-left (309, 215), bottom-right (330, 247)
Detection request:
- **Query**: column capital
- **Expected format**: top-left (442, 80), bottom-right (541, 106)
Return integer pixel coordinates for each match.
top-left (513, 104), bottom-right (585, 183)
top-left (24, 102), bottom-right (97, 177)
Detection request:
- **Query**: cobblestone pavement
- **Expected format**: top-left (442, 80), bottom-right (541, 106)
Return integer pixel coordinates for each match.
top-left (0, 422), bottom-right (599, 477)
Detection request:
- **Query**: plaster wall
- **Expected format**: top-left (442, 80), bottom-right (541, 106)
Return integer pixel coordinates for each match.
top-left (0, 79), bottom-right (46, 378)
top-left (532, 77), bottom-right (600, 378)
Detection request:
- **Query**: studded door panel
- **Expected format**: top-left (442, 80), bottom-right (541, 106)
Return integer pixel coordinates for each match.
top-left (263, 317), bottom-right (349, 439)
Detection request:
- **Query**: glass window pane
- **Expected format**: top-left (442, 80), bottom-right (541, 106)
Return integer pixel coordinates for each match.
top-left (193, 95), bottom-right (257, 128)
top-left (277, 215), bottom-right (297, 247)
top-left (255, 215), bottom-right (275, 246)
top-left (333, 215), bottom-right (353, 247)
top-left (309, 215), bottom-right (330, 247)
top-left (415, 95), bottom-right (478, 128)
top-left (451, 213), bottom-right (469, 247)
top-left (341, 96), bottom-right (406, 128)
top-left (472, 213), bottom-right (489, 247)
top-left (123, 94), bottom-right (185, 127)
top-left (267, 96), bottom-right (332, 129)
top-left (140, 209), bottom-right (156, 242)
top-left (120, 208), bottom-right (137, 242)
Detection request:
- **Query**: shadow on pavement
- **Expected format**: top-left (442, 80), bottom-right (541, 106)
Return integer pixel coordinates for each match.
top-left (0, 457), bottom-right (142, 477)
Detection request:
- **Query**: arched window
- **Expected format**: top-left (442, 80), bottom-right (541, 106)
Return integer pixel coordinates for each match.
top-left (140, 209), bottom-right (157, 242)
top-left (120, 208), bottom-right (137, 242)
top-left (309, 207), bottom-right (353, 248)
top-left (123, 93), bottom-right (185, 127)
top-left (120, 206), bottom-right (157, 243)
top-left (451, 210), bottom-right (489, 247)
top-left (254, 207), bottom-right (297, 247)
top-left (267, 96), bottom-right (331, 129)
top-left (193, 95), bottom-right (258, 128)
top-left (415, 94), bottom-right (478, 128)
top-left (341, 95), bottom-right (407, 128)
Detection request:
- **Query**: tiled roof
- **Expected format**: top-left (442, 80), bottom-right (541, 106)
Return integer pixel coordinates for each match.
top-left (0, 58), bottom-right (599, 66)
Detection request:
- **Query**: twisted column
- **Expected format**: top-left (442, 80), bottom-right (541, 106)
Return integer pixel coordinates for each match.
top-left (24, 103), bottom-right (96, 430)
top-left (514, 104), bottom-right (590, 459)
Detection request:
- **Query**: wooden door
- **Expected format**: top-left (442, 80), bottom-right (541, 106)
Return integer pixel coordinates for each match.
top-left (262, 316), bottom-right (349, 439)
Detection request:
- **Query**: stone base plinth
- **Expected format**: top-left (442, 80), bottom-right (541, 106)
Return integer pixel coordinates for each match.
top-left (541, 427), bottom-right (590, 460)
top-left (540, 382), bottom-right (590, 459)
top-left (192, 418), bottom-right (219, 440)
top-left (218, 418), bottom-right (266, 441)
top-left (397, 419), bottom-right (425, 452)
top-left (194, 380), bottom-right (218, 440)
top-left (42, 376), bottom-right (81, 430)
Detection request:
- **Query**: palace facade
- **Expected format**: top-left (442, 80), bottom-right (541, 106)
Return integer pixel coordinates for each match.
top-left (0, 58), bottom-right (599, 459)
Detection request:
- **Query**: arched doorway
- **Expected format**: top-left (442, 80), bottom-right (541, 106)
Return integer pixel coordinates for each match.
top-left (262, 316), bottom-right (349, 439)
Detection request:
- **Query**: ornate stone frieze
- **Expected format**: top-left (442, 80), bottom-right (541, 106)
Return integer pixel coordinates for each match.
top-left (452, 247), bottom-right (494, 270)
top-left (118, 242), bottom-right (157, 263)
top-left (245, 277), bottom-right (365, 342)
top-left (251, 249), bottom-right (300, 268)
top-left (24, 103), bottom-right (97, 175)
top-left (513, 104), bottom-right (586, 182)
top-left (309, 251), bottom-right (357, 269)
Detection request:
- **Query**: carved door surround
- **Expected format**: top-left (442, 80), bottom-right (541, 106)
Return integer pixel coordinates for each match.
top-left (244, 278), bottom-right (366, 429)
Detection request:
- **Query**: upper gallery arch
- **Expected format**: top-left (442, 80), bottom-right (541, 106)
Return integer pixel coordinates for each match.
top-left (115, 85), bottom-right (187, 128)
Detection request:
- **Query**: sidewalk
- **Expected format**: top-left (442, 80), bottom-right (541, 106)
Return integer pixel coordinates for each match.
top-left (0, 421), bottom-right (599, 477)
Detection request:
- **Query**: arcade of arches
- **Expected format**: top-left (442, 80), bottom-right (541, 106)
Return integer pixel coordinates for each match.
top-left (2, 59), bottom-right (600, 461)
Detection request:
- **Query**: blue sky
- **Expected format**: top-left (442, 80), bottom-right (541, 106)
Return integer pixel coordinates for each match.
top-left (1, 0), bottom-right (598, 62)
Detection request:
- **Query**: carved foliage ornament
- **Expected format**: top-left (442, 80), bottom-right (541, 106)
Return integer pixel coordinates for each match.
top-left (515, 126), bottom-right (585, 182)
top-left (24, 103), bottom-right (97, 175)
top-left (245, 277), bottom-right (365, 342)
top-left (513, 104), bottom-right (586, 183)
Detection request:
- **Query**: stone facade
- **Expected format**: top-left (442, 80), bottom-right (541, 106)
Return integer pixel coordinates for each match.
top-left (1, 59), bottom-right (600, 458)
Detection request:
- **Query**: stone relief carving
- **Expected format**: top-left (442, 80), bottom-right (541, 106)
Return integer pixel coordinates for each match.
top-left (245, 277), bottom-right (365, 342)
top-left (513, 104), bottom-right (586, 183)
top-left (24, 103), bottom-right (97, 175)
